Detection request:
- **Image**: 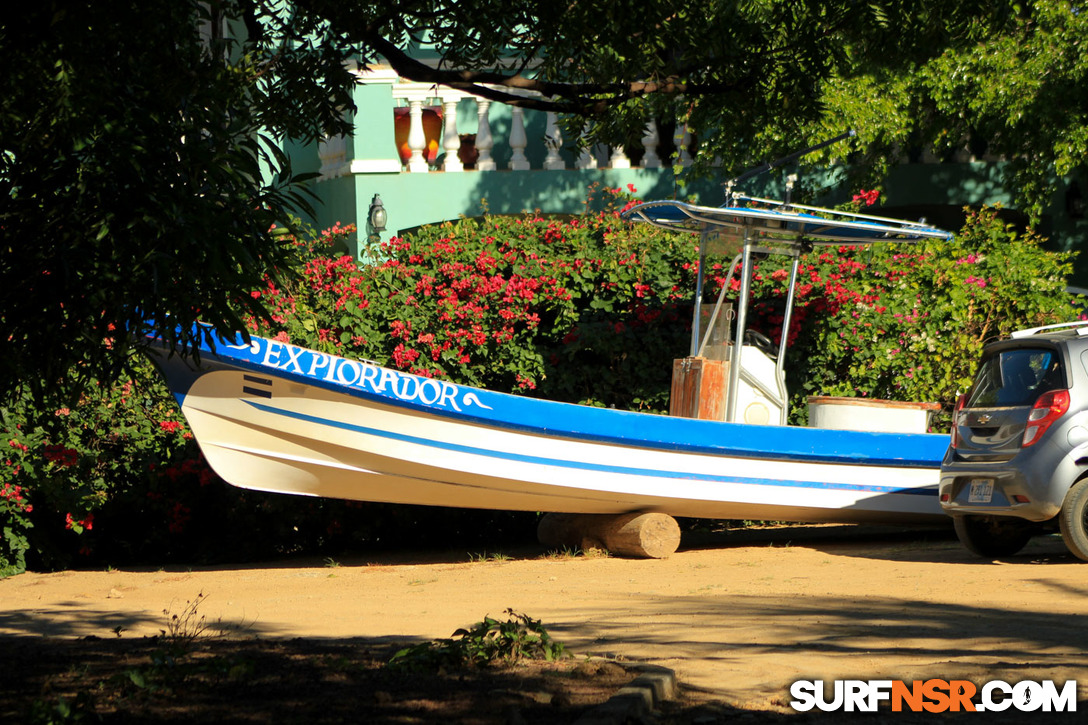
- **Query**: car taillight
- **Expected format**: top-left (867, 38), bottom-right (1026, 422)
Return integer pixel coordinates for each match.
top-left (950, 394), bottom-right (967, 449)
top-left (1022, 389), bottom-right (1070, 447)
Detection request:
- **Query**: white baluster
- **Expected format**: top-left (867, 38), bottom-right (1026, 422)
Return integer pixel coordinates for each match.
top-left (475, 99), bottom-right (495, 171)
top-left (576, 146), bottom-right (598, 169)
top-left (576, 123), bottom-right (598, 169)
top-left (509, 105), bottom-right (530, 170)
top-left (441, 99), bottom-right (463, 172)
top-left (406, 100), bottom-right (429, 173)
top-left (544, 112), bottom-right (565, 170)
top-left (609, 144), bottom-right (631, 169)
top-left (318, 134), bottom-right (347, 179)
top-left (675, 123), bottom-right (692, 167)
top-left (641, 120), bottom-right (661, 169)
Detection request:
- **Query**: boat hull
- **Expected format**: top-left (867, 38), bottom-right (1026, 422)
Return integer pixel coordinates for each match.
top-left (150, 333), bottom-right (951, 524)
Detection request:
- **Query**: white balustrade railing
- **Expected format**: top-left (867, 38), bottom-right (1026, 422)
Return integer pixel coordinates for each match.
top-left (319, 67), bottom-right (1005, 180)
top-left (319, 70), bottom-right (697, 178)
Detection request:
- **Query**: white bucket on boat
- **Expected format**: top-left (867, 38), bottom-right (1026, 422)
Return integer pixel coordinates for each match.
top-left (806, 396), bottom-right (942, 434)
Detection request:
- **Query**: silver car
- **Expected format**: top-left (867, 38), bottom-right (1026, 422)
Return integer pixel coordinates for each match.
top-left (939, 321), bottom-right (1088, 559)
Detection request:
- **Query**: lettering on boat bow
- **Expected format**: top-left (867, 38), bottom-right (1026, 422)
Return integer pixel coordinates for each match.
top-left (224, 339), bottom-right (492, 412)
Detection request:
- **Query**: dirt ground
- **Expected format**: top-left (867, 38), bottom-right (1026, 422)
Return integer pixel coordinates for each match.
top-left (3, 523), bottom-right (1088, 722)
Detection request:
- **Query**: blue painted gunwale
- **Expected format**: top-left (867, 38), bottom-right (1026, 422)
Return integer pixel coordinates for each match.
top-left (154, 330), bottom-right (949, 471)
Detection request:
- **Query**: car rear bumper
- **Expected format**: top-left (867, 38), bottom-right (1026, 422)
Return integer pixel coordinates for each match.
top-left (939, 441), bottom-right (1078, 522)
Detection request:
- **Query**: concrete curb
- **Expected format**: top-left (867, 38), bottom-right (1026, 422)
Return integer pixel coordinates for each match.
top-left (573, 664), bottom-right (678, 725)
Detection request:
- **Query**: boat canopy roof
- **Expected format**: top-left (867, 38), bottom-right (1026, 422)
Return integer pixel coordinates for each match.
top-left (622, 196), bottom-right (954, 250)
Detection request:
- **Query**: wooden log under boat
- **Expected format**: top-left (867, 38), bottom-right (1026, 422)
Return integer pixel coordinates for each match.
top-left (537, 512), bottom-right (681, 559)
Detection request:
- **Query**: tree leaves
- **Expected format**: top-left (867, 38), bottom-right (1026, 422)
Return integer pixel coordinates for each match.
top-left (0, 1), bottom-right (354, 405)
top-left (815, 0), bottom-right (1087, 219)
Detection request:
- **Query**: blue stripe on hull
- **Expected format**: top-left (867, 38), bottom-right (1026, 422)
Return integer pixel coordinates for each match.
top-left (243, 399), bottom-right (936, 498)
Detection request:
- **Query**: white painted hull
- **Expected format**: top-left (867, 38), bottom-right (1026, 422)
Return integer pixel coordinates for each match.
top-left (152, 333), bottom-right (950, 524)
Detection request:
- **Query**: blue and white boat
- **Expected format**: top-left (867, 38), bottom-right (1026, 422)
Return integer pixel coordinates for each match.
top-left (149, 198), bottom-right (954, 525)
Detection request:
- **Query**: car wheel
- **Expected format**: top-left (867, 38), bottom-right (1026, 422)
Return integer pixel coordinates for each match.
top-left (1059, 479), bottom-right (1088, 561)
top-left (953, 515), bottom-right (1034, 558)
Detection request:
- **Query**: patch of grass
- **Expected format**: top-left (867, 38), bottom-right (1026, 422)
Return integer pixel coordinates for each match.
top-left (467, 551), bottom-right (512, 562)
top-left (538, 546), bottom-right (611, 560)
top-left (119, 592), bottom-right (256, 702)
top-left (538, 546), bottom-right (582, 560)
top-left (539, 545), bottom-right (597, 559)
top-left (693, 583), bottom-right (724, 593)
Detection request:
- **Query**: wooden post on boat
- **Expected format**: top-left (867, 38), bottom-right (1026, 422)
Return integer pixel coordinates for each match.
top-left (537, 512), bottom-right (681, 558)
top-left (669, 357), bottom-right (727, 420)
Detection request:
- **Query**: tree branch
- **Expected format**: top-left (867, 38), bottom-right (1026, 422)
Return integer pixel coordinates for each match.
top-left (365, 31), bottom-right (740, 115)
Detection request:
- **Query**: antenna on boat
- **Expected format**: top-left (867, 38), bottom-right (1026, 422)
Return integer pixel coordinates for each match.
top-left (724, 129), bottom-right (856, 207)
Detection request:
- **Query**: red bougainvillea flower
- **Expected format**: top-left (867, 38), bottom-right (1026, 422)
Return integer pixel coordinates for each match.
top-left (1, 482), bottom-right (32, 513)
top-left (852, 189), bottom-right (880, 207)
top-left (43, 445), bottom-right (79, 467)
top-left (65, 512), bottom-right (94, 531)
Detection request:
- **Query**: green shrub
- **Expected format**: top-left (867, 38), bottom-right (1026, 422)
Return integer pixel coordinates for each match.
top-left (388, 608), bottom-right (567, 671)
top-left (2, 360), bottom-right (185, 573)
top-left (1, 360), bottom-right (299, 573)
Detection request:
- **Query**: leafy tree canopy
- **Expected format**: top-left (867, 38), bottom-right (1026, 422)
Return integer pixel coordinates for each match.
top-left (815, 0), bottom-right (1088, 220)
top-left (1, 0), bottom-right (356, 404)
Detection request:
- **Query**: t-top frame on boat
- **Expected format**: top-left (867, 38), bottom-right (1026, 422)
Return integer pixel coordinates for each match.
top-left (621, 196), bottom-right (954, 424)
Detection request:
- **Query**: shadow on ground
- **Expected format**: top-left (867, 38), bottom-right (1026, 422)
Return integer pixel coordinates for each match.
top-left (3, 633), bottom-right (1083, 724)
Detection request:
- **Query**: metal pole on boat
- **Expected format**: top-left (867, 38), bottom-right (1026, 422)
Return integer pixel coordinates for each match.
top-left (774, 253), bottom-right (802, 424)
top-left (726, 228), bottom-right (754, 423)
top-left (778, 254), bottom-right (801, 364)
top-left (696, 253), bottom-right (743, 356)
top-left (690, 232), bottom-right (709, 357)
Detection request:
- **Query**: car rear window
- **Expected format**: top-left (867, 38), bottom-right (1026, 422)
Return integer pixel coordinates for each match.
top-left (965, 347), bottom-right (1065, 408)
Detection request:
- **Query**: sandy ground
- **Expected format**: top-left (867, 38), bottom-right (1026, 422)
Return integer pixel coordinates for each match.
top-left (3, 524), bottom-right (1088, 713)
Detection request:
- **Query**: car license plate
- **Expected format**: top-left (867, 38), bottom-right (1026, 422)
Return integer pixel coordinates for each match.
top-left (968, 478), bottom-right (994, 504)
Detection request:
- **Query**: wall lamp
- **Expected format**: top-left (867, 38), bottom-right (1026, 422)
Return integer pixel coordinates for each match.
top-left (368, 194), bottom-right (388, 232)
